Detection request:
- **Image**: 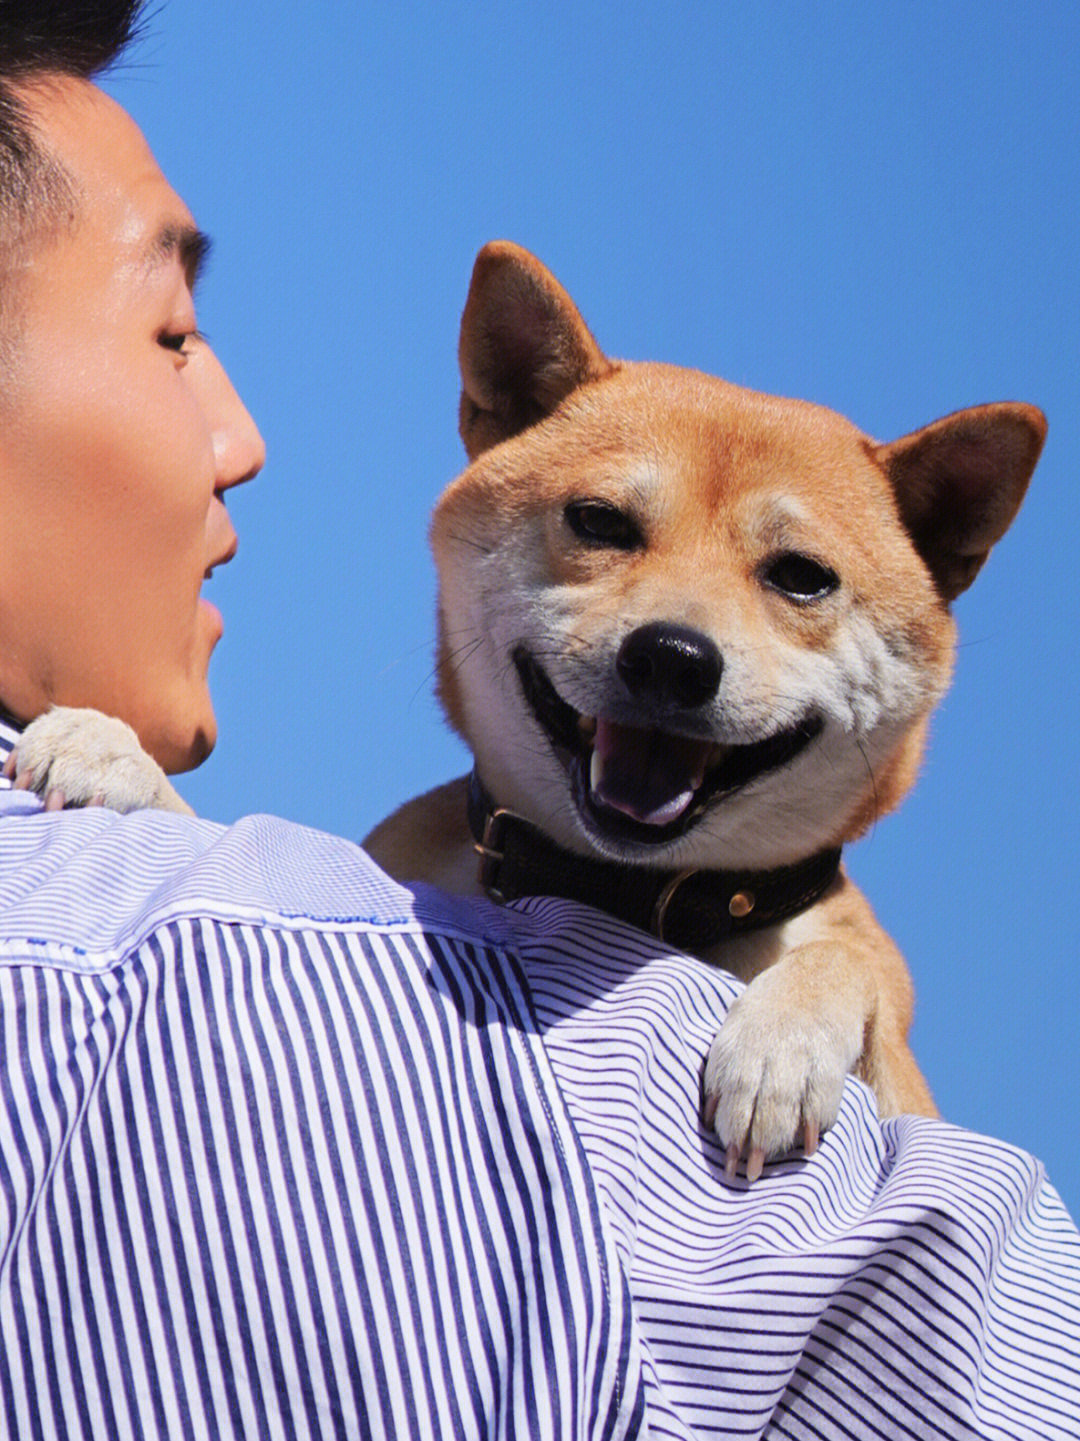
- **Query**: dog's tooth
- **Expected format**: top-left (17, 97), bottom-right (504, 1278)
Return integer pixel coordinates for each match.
top-left (589, 745), bottom-right (604, 793)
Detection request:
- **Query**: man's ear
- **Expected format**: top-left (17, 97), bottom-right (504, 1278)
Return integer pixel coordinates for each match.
top-left (873, 402), bottom-right (1047, 601)
top-left (458, 241), bottom-right (614, 460)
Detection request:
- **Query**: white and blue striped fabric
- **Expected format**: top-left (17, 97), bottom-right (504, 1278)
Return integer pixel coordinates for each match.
top-left (1, 726), bottom-right (1078, 1439)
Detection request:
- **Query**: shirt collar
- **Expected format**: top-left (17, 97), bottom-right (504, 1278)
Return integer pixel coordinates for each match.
top-left (0, 708), bottom-right (23, 786)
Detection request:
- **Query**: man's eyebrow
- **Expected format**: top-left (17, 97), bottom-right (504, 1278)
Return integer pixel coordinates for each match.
top-left (143, 222), bottom-right (213, 287)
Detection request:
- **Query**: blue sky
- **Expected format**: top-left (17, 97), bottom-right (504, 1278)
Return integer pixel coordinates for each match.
top-left (105, 1), bottom-right (1078, 1217)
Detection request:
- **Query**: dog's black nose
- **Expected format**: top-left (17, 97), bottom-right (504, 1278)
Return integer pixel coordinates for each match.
top-left (616, 623), bottom-right (723, 708)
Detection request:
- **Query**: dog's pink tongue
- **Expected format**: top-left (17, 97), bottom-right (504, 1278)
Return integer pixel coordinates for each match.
top-left (589, 718), bottom-right (710, 827)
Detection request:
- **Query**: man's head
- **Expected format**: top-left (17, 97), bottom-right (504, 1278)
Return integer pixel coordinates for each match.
top-left (0, 1), bottom-right (264, 772)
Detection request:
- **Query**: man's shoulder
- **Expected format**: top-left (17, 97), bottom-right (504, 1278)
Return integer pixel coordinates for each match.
top-left (0, 797), bottom-right (524, 972)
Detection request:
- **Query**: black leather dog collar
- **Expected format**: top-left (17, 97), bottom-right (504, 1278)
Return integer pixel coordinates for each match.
top-left (467, 771), bottom-right (841, 951)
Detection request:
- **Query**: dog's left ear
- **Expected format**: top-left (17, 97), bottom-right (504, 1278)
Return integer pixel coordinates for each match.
top-left (458, 241), bottom-right (614, 459)
top-left (874, 402), bottom-right (1046, 601)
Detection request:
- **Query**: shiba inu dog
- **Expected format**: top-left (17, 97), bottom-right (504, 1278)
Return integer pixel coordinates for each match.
top-left (9, 241), bottom-right (1044, 1178)
top-left (364, 241), bottom-right (1045, 1177)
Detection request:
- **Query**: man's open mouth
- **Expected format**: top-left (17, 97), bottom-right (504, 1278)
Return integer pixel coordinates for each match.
top-left (513, 646), bottom-right (822, 848)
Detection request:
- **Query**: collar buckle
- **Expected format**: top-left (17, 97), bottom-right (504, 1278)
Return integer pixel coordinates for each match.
top-left (474, 806), bottom-right (515, 901)
top-left (651, 868), bottom-right (699, 942)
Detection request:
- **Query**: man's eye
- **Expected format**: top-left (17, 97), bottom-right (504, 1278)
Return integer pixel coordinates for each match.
top-left (159, 329), bottom-right (202, 356)
top-left (564, 500), bottom-right (643, 550)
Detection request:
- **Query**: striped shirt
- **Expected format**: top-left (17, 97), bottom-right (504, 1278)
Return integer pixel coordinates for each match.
top-left (1, 717), bottom-right (1078, 1439)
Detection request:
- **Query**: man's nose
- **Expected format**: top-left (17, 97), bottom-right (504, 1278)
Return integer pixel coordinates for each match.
top-left (201, 345), bottom-right (266, 492)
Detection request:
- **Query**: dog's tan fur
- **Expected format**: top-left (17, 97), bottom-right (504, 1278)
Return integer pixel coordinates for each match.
top-left (366, 241), bottom-right (1045, 1173)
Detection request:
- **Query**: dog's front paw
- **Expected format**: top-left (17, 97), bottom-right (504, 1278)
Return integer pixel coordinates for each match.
top-left (700, 959), bottom-right (865, 1181)
top-left (3, 707), bottom-right (192, 815)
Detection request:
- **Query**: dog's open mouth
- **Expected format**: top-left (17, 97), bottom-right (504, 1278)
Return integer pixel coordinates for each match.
top-left (513, 646), bottom-right (822, 847)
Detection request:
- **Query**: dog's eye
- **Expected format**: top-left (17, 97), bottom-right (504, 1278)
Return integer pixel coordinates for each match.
top-left (764, 553), bottom-right (839, 601)
top-left (564, 500), bottom-right (643, 550)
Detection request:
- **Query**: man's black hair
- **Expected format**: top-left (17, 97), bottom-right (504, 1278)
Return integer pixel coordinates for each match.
top-left (0, 0), bottom-right (147, 356)
top-left (0, 0), bottom-right (145, 77)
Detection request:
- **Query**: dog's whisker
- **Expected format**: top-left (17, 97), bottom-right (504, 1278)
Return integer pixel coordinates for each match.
top-left (442, 530), bottom-right (494, 556)
top-left (439, 635), bottom-right (485, 668)
top-left (853, 735), bottom-right (880, 836)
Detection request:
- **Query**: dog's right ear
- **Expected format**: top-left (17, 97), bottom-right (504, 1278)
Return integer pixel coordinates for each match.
top-left (458, 241), bottom-right (614, 459)
top-left (873, 403), bottom-right (1046, 601)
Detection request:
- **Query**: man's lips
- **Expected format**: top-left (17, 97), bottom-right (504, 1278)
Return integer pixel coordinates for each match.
top-left (512, 646), bottom-right (822, 847)
top-left (201, 532), bottom-right (237, 641)
top-left (204, 536), bottom-right (238, 581)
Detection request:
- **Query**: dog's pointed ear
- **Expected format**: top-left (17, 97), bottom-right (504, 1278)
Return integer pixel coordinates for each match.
top-left (873, 402), bottom-right (1046, 601)
top-left (458, 241), bottom-right (614, 459)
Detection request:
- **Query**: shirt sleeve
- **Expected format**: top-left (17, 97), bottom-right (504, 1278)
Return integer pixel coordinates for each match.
top-left (0, 808), bottom-right (642, 1441)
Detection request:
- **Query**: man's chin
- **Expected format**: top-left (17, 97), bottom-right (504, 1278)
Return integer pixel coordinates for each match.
top-left (164, 720), bottom-right (215, 775)
top-left (145, 693), bottom-right (217, 775)
top-left (171, 723), bottom-right (215, 775)
top-left (153, 621), bottom-right (222, 773)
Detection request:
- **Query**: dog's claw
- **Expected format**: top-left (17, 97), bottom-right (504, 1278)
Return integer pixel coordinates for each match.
top-left (44, 788), bottom-right (66, 811)
top-left (724, 1143), bottom-right (740, 1180)
top-left (803, 1118), bottom-right (820, 1157)
top-left (2, 752), bottom-right (15, 780)
top-left (746, 1147), bottom-right (766, 1184)
top-left (14, 770), bottom-right (32, 791)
